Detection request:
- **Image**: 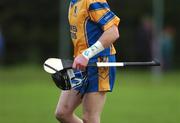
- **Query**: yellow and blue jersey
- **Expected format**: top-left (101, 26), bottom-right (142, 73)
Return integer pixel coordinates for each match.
top-left (69, 0), bottom-right (119, 92)
top-left (69, 0), bottom-right (120, 57)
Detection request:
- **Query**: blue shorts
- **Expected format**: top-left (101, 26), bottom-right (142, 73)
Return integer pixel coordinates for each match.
top-left (73, 55), bottom-right (116, 94)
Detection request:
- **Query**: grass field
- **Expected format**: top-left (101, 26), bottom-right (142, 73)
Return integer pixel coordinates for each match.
top-left (0, 65), bottom-right (180, 123)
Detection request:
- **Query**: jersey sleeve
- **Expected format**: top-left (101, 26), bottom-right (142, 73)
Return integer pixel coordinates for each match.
top-left (87, 0), bottom-right (120, 31)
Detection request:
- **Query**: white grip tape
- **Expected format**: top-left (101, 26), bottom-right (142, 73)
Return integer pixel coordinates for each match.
top-left (97, 62), bottom-right (124, 67)
top-left (82, 41), bottom-right (104, 60)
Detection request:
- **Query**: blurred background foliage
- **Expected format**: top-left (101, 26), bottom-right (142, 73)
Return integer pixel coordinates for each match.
top-left (0, 0), bottom-right (179, 68)
top-left (0, 0), bottom-right (59, 65)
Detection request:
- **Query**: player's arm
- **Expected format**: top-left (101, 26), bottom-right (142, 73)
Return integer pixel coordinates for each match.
top-left (81, 25), bottom-right (119, 60)
top-left (98, 25), bottom-right (119, 48)
top-left (73, 25), bottom-right (119, 71)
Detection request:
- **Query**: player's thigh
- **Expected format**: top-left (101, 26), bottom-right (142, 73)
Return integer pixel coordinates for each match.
top-left (56, 89), bottom-right (82, 114)
top-left (82, 92), bottom-right (106, 116)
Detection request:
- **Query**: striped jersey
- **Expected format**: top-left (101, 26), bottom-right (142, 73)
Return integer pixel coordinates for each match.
top-left (69, 0), bottom-right (120, 58)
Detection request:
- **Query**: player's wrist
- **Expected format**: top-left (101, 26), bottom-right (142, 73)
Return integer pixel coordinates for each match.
top-left (82, 40), bottom-right (104, 60)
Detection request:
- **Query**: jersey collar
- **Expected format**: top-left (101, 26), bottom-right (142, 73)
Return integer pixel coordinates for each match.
top-left (71, 0), bottom-right (78, 5)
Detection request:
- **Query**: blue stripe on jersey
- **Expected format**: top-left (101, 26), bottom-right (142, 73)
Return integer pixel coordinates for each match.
top-left (71, 0), bottom-right (78, 5)
top-left (89, 2), bottom-right (110, 11)
top-left (98, 11), bottom-right (115, 27)
top-left (85, 18), bottom-right (110, 58)
top-left (85, 18), bottom-right (103, 46)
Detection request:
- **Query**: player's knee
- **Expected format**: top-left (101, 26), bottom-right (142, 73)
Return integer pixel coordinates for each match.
top-left (55, 109), bottom-right (64, 121)
top-left (83, 112), bottom-right (100, 123)
top-left (55, 108), bottom-right (72, 121)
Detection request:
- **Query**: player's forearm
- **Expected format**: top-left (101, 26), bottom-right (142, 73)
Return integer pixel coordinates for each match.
top-left (98, 25), bottom-right (119, 48)
top-left (82, 25), bottom-right (119, 60)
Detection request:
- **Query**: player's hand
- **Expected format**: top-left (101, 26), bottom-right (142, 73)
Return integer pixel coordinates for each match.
top-left (73, 54), bottom-right (89, 71)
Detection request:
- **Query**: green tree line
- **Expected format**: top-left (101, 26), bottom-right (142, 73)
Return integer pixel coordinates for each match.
top-left (0, 0), bottom-right (179, 67)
